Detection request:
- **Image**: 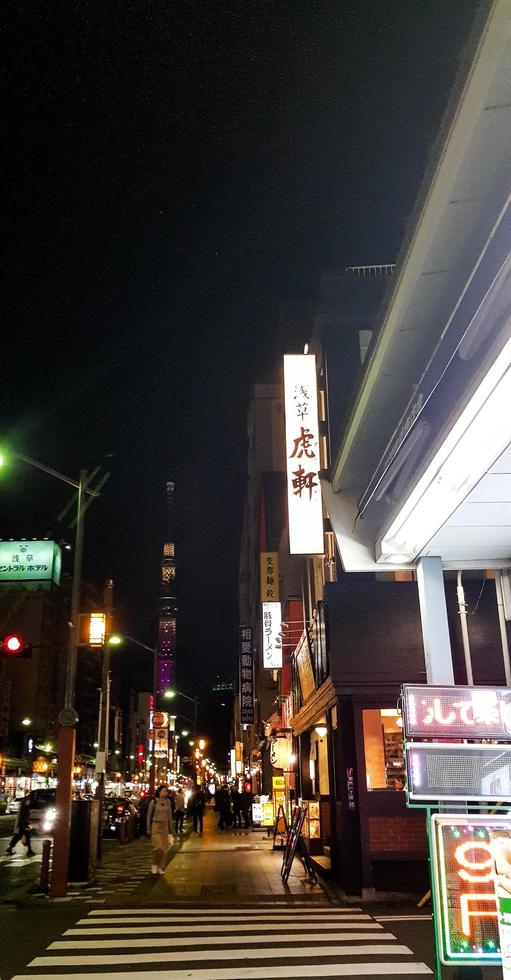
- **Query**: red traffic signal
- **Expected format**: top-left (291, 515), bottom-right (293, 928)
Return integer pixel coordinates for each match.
top-left (1, 634), bottom-right (32, 658)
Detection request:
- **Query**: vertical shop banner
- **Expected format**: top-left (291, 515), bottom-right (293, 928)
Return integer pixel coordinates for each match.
top-left (239, 626), bottom-right (255, 724)
top-left (154, 727), bottom-right (169, 759)
top-left (283, 354), bottom-right (324, 555)
top-left (262, 601), bottom-right (283, 669)
top-left (260, 551), bottom-right (280, 602)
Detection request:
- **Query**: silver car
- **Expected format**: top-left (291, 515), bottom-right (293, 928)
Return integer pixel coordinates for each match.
top-left (28, 789), bottom-right (57, 835)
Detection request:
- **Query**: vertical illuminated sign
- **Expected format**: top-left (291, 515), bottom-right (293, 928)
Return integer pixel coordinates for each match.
top-left (88, 613), bottom-right (106, 648)
top-left (262, 601), bottom-right (282, 669)
top-left (431, 814), bottom-right (503, 965)
top-left (283, 354), bottom-right (324, 555)
top-left (239, 626), bottom-right (255, 724)
top-left (260, 552), bottom-right (279, 602)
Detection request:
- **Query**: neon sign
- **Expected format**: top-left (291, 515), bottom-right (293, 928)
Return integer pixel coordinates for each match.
top-left (431, 814), bottom-right (503, 965)
top-left (402, 684), bottom-right (511, 739)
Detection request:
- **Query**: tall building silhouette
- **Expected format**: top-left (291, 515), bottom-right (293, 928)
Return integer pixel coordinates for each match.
top-left (156, 481), bottom-right (178, 698)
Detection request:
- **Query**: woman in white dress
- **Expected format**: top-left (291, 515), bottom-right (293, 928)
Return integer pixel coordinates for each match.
top-left (147, 785), bottom-right (174, 874)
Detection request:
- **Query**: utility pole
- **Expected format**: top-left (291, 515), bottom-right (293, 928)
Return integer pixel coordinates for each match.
top-left (50, 469), bottom-right (88, 899)
top-left (95, 580), bottom-right (114, 856)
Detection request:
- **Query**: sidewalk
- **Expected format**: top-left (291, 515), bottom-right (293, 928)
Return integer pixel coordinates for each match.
top-left (148, 806), bottom-right (327, 903)
top-left (1, 806), bottom-right (327, 907)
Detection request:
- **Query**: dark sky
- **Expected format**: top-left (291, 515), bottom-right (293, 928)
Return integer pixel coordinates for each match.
top-left (3, 1), bottom-right (479, 724)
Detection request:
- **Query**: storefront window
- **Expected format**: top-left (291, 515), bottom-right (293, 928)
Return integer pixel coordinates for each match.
top-left (362, 708), bottom-right (405, 791)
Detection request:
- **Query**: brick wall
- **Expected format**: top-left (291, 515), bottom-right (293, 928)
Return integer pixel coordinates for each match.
top-left (369, 812), bottom-right (427, 855)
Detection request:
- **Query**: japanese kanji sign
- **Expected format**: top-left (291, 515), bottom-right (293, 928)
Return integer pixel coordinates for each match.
top-left (283, 354), bottom-right (324, 555)
top-left (0, 539), bottom-right (62, 585)
top-left (262, 601), bottom-right (283, 669)
top-left (239, 626), bottom-right (255, 724)
top-left (260, 551), bottom-right (279, 602)
top-left (154, 726), bottom-right (169, 759)
top-left (402, 684), bottom-right (511, 740)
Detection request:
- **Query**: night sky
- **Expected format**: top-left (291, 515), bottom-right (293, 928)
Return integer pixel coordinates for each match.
top-left (3, 1), bottom-right (479, 738)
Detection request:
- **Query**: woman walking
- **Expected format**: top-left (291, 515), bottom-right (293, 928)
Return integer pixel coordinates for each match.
top-left (147, 785), bottom-right (174, 875)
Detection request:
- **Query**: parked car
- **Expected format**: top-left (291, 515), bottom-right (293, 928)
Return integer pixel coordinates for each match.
top-left (102, 797), bottom-right (137, 838)
top-left (28, 788), bottom-right (57, 835)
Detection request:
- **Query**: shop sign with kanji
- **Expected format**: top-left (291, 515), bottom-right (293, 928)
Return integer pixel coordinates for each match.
top-left (283, 354), bottom-right (324, 555)
top-left (239, 625), bottom-right (255, 724)
top-left (262, 601), bottom-right (283, 669)
top-left (0, 540), bottom-right (62, 586)
top-left (259, 551), bottom-right (279, 602)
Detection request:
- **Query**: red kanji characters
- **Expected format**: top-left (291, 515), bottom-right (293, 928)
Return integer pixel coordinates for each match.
top-left (290, 426), bottom-right (316, 459)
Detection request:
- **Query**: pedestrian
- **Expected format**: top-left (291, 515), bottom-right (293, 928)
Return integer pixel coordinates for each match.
top-left (6, 794), bottom-right (35, 857)
top-left (217, 785), bottom-right (232, 830)
top-left (137, 792), bottom-right (152, 837)
top-left (231, 787), bottom-right (243, 828)
top-left (188, 784), bottom-right (206, 833)
top-left (147, 785), bottom-right (174, 875)
top-left (173, 787), bottom-right (186, 834)
top-left (241, 787), bottom-right (253, 828)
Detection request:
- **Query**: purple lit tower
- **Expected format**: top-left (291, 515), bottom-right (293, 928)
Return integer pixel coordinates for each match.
top-left (156, 481), bottom-right (178, 700)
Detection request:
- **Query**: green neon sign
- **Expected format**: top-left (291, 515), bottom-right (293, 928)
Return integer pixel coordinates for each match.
top-left (431, 814), bottom-right (502, 966)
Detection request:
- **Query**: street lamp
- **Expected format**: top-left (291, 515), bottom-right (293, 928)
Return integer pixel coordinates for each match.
top-left (21, 717), bottom-right (32, 727)
top-left (163, 687), bottom-right (200, 734)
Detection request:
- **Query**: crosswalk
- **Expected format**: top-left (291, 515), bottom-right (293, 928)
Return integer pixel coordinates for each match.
top-left (12, 904), bottom-right (433, 978)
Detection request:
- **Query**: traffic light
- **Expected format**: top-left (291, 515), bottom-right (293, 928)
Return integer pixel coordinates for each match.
top-left (1, 634), bottom-right (32, 658)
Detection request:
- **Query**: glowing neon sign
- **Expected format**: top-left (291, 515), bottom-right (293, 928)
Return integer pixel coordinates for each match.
top-left (402, 684), bottom-right (511, 739)
top-left (431, 814), bottom-right (505, 965)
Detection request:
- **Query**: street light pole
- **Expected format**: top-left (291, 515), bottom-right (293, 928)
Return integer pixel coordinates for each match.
top-left (95, 580), bottom-right (114, 857)
top-left (52, 469), bottom-right (92, 898)
top-left (65, 469), bottom-right (87, 708)
top-left (164, 688), bottom-right (200, 735)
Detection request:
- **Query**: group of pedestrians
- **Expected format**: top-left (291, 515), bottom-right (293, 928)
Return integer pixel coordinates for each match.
top-left (215, 785), bottom-right (252, 830)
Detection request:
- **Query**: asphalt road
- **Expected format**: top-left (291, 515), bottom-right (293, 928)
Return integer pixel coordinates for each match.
top-left (0, 817), bottom-right (492, 979)
top-left (1, 903), bottom-right (439, 980)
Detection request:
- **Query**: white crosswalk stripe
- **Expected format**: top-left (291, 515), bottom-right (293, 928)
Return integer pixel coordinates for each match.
top-left (13, 905), bottom-right (434, 979)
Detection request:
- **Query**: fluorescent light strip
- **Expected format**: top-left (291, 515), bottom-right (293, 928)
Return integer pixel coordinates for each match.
top-left (379, 331), bottom-right (511, 560)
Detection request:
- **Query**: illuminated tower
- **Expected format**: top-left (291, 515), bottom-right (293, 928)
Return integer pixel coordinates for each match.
top-left (156, 481), bottom-right (178, 699)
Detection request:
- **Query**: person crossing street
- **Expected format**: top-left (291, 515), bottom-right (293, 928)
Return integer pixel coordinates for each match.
top-left (6, 794), bottom-right (35, 857)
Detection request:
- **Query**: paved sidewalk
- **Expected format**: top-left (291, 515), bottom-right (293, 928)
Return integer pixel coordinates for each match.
top-left (148, 806), bottom-right (326, 903)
